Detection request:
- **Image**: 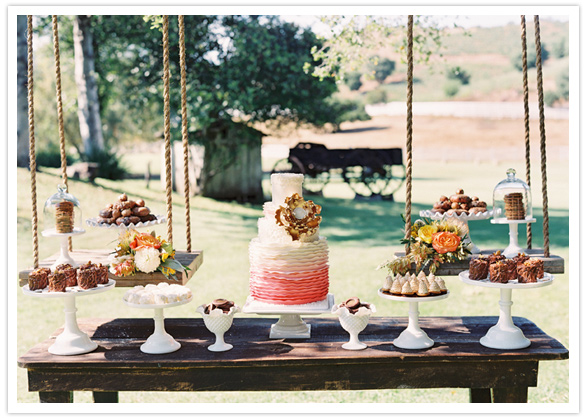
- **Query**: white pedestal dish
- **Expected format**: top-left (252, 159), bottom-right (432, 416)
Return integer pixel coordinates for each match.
top-left (378, 289), bottom-right (449, 349)
top-left (331, 304), bottom-right (376, 350)
top-left (459, 270), bottom-right (553, 349)
top-left (490, 218), bottom-right (536, 258)
top-left (242, 294), bottom-right (335, 339)
top-left (196, 305), bottom-right (240, 352)
top-left (85, 215), bottom-right (165, 230)
top-left (124, 297), bottom-right (192, 354)
top-left (22, 279), bottom-right (115, 355)
top-left (41, 228), bottom-right (86, 269)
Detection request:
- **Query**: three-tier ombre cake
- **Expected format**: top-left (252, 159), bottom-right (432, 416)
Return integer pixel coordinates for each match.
top-left (248, 174), bottom-right (329, 305)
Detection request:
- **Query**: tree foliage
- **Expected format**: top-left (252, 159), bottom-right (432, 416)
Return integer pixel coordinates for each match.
top-left (368, 56), bottom-right (396, 83)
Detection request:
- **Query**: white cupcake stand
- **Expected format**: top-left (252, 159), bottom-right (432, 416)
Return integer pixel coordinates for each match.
top-left (420, 210), bottom-right (493, 254)
top-left (490, 217), bottom-right (536, 258)
top-left (242, 294), bottom-right (335, 339)
top-left (41, 228), bottom-right (86, 269)
top-left (124, 297), bottom-right (192, 354)
top-left (22, 279), bottom-right (116, 355)
top-left (378, 289), bottom-right (449, 349)
top-left (459, 270), bottom-right (554, 349)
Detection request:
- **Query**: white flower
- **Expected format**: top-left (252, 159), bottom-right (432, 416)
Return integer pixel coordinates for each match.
top-left (134, 247), bottom-right (161, 273)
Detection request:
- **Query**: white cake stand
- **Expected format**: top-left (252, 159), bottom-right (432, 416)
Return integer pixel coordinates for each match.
top-left (41, 228), bottom-right (86, 269)
top-left (420, 210), bottom-right (493, 254)
top-left (22, 279), bottom-right (115, 355)
top-left (490, 217), bottom-right (536, 258)
top-left (378, 289), bottom-right (449, 349)
top-left (86, 215), bottom-right (165, 230)
top-left (459, 270), bottom-right (554, 349)
top-left (124, 296), bottom-right (192, 354)
top-left (242, 294), bottom-right (335, 339)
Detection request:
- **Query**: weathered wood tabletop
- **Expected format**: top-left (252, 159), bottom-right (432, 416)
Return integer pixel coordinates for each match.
top-left (18, 316), bottom-right (568, 403)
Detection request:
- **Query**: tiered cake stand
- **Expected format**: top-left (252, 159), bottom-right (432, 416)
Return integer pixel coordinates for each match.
top-left (420, 210), bottom-right (493, 254)
top-left (22, 279), bottom-right (116, 355)
top-left (242, 294), bottom-right (335, 339)
top-left (124, 296), bottom-right (192, 354)
top-left (490, 217), bottom-right (536, 258)
top-left (459, 270), bottom-right (554, 349)
top-left (86, 215), bottom-right (165, 231)
top-left (377, 289), bottom-right (449, 349)
top-left (41, 228), bottom-right (86, 269)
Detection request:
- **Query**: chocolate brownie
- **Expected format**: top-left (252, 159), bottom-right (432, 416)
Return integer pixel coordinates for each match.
top-left (469, 257), bottom-right (489, 280)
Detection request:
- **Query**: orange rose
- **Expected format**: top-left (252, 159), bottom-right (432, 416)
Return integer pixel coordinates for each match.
top-left (431, 231), bottom-right (460, 254)
top-left (131, 232), bottom-right (161, 250)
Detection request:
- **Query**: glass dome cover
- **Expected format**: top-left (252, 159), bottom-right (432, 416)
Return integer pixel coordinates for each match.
top-left (43, 183), bottom-right (83, 234)
top-left (492, 168), bottom-right (533, 223)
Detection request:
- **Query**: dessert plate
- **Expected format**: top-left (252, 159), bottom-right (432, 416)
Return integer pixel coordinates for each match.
top-left (22, 279), bottom-right (116, 298)
top-left (459, 270), bottom-right (554, 289)
top-left (86, 215), bottom-right (165, 230)
top-left (419, 209), bottom-right (493, 220)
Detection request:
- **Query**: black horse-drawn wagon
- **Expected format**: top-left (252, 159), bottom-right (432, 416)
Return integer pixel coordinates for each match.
top-left (272, 142), bottom-right (406, 200)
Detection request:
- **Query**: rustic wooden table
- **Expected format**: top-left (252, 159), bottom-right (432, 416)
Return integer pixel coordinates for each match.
top-left (18, 316), bottom-right (567, 403)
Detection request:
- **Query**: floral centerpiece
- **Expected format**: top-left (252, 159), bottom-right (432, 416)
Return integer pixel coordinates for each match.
top-left (379, 217), bottom-right (471, 275)
top-left (109, 230), bottom-right (187, 279)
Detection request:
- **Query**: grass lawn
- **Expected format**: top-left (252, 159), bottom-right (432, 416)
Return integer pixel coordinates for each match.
top-left (15, 157), bottom-right (569, 403)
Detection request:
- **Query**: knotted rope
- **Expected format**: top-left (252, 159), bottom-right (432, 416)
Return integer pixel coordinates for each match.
top-left (178, 15), bottom-right (192, 252)
top-left (520, 15), bottom-right (532, 249)
top-left (404, 15), bottom-right (414, 254)
top-left (162, 16), bottom-right (173, 245)
top-left (27, 15), bottom-right (39, 269)
top-left (52, 15), bottom-right (72, 251)
top-left (533, 16), bottom-right (550, 257)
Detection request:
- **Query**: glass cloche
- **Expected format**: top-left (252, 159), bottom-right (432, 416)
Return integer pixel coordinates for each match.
top-left (492, 168), bottom-right (533, 223)
top-left (43, 184), bottom-right (83, 234)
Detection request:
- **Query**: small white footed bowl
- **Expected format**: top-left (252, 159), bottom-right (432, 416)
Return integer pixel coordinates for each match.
top-left (332, 303), bottom-right (376, 350)
top-left (197, 304), bottom-right (240, 352)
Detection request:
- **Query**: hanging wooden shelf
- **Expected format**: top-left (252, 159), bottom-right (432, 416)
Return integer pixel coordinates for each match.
top-left (393, 249), bottom-right (564, 276)
top-left (18, 249), bottom-right (203, 287)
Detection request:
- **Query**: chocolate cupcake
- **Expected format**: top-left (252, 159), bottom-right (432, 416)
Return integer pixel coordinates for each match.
top-left (56, 264), bottom-right (77, 287)
top-left (489, 261), bottom-right (515, 284)
top-left (517, 260), bottom-right (540, 283)
top-left (28, 267), bottom-right (51, 290)
top-left (513, 253), bottom-right (530, 265)
top-left (469, 257), bottom-right (489, 280)
top-left (95, 264), bottom-right (109, 285)
top-left (521, 258), bottom-right (544, 281)
top-left (48, 271), bottom-right (67, 292)
top-left (77, 267), bottom-right (98, 290)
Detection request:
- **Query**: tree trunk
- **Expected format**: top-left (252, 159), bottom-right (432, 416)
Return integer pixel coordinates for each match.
top-left (73, 15), bottom-right (104, 157)
top-left (17, 15), bottom-right (29, 167)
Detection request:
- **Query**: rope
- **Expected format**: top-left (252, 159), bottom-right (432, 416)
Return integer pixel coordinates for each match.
top-left (520, 15), bottom-right (532, 249)
top-left (404, 15), bottom-right (414, 254)
top-left (178, 15), bottom-right (192, 252)
top-left (27, 15), bottom-right (39, 269)
top-left (52, 15), bottom-right (72, 252)
top-left (162, 15), bottom-right (173, 245)
top-left (533, 16), bottom-right (550, 257)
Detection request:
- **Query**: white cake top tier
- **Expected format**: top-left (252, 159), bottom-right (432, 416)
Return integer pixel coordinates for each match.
top-left (271, 173), bottom-right (303, 205)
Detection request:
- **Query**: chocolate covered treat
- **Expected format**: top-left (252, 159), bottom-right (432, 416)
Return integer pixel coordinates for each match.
top-left (28, 267), bottom-right (51, 290)
top-left (489, 260), bottom-right (516, 283)
top-left (513, 253), bottom-right (530, 266)
top-left (204, 298), bottom-right (235, 314)
top-left (517, 260), bottom-right (540, 283)
top-left (96, 264), bottom-right (109, 285)
top-left (56, 264), bottom-right (77, 287)
top-left (339, 297), bottom-right (371, 314)
top-left (469, 257), bottom-right (489, 280)
top-left (48, 271), bottom-right (67, 292)
top-left (77, 267), bottom-right (98, 290)
top-left (487, 251), bottom-right (506, 264)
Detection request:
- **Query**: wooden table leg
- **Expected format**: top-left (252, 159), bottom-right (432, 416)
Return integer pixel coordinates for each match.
top-left (469, 388), bottom-right (492, 403)
top-left (492, 387), bottom-right (528, 403)
top-left (39, 391), bottom-right (73, 403)
top-left (93, 391), bottom-right (119, 403)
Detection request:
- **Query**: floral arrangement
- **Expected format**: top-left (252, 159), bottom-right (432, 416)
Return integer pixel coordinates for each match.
top-left (378, 217), bottom-right (471, 274)
top-left (109, 230), bottom-right (187, 279)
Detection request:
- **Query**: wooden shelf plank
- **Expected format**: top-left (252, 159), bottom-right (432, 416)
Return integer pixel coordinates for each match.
top-left (392, 249), bottom-right (564, 276)
top-left (18, 249), bottom-right (203, 287)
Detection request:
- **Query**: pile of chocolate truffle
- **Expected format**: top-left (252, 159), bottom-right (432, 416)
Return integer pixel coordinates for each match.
top-left (469, 252), bottom-right (544, 283)
top-left (431, 188), bottom-right (488, 215)
top-left (28, 261), bottom-right (109, 292)
top-left (97, 194), bottom-right (157, 226)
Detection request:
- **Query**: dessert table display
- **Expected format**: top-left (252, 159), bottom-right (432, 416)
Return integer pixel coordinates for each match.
top-left (459, 270), bottom-right (554, 349)
top-left (22, 280), bottom-right (116, 355)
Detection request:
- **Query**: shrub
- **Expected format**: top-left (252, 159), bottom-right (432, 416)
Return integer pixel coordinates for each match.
top-left (543, 91), bottom-right (559, 107)
top-left (344, 72), bottom-right (363, 91)
top-left (443, 81), bottom-right (460, 97)
top-left (364, 88), bottom-right (388, 105)
top-left (511, 44), bottom-right (550, 71)
top-left (551, 37), bottom-right (568, 59)
top-left (446, 66), bottom-right (471, 85)
top-left (84, 147), bottom-right (128, 180)
top-left (325, 97), bottom-right (371, 132)
top-left (556, 71), bottom-right (569, 101)
top-left (36, 144), bottom-right (76, 168)
top-left (368, 56), bottom-right (396, 84)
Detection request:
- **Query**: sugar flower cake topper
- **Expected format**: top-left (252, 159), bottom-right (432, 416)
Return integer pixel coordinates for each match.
top-left (275, 193), bottom-right (322, 240)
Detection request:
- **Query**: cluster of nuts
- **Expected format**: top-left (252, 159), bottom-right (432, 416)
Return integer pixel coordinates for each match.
top-left (431, 188), bottom-right (488, 215)
top-left (98, 193), bottom-right (157, 226)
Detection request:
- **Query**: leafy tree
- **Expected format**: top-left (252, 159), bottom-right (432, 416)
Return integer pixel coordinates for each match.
top-left (364, 88), bottom-right (388, 105)
top-left (344, 71), bottom-right (362, 91)
top-left (368, 56), bottom-right (395, 84)
top-left (551, 37), bottom-right (568, 59)
top-left (446, 66), bottom-right (470, 85)
top-left (511, 44), bottom-right (550, 71)
top-left (443, 81), bottom-right (460, 97)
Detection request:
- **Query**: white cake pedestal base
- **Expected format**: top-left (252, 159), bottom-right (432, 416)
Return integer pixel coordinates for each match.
top-left (42, 228), bottom-right (86, 270)
top-left (490, 218), bottom-right (536, 258)
top-left (242, 294), bottom-right (335, 339)
top-left (459, 270), bottom-right (554, 350)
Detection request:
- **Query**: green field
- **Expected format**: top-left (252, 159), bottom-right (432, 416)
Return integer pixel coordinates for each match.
top-left (15, 157), bottom-right (569, 403)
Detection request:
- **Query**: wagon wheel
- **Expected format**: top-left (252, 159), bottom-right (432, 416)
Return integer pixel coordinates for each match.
top-left (343, 165), bottom-right (406, 200)
top-left (271, 157), bottom-right (330, 195)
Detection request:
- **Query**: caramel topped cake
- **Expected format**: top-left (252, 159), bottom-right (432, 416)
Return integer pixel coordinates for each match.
top-left (96, 264), bottom-right (109, 285)
top-left (48, 271), bottom-right (67, 292)
top-left (77, 266), bottom-right (98, 290)
top-left (517, 260), bottom-right (540, 283)
top-left (487, 251), bottom-right (506, 264)
top-left (469, 257), bottom-right (489, 280)
top-left (28, 267), bottom-right (51, 290)
top-left (489, 261), bottom-right (515, 283)
top-left (56, 264), bottom-right (77, 287)
top-left (513, 253), bottom-right (530, 265)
